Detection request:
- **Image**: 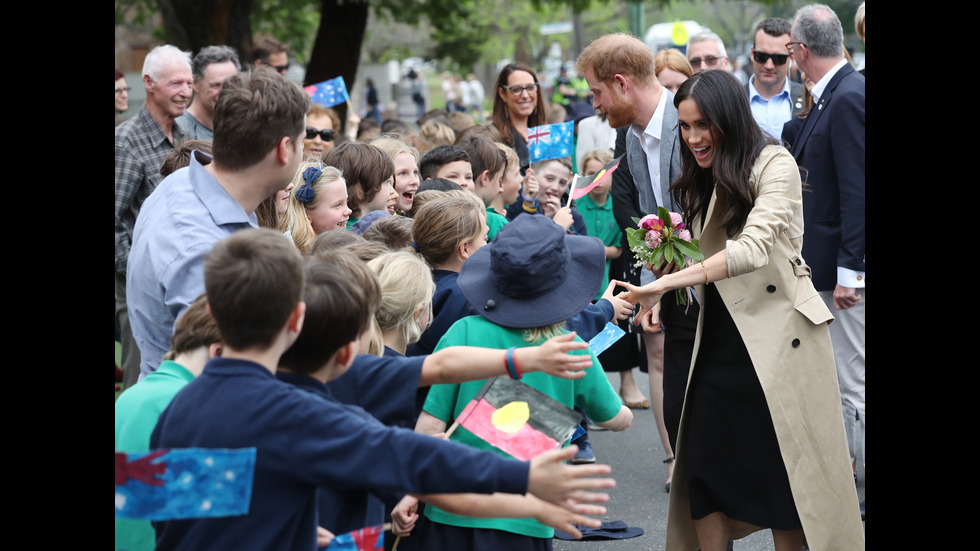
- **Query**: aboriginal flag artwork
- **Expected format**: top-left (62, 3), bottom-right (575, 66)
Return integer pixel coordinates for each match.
top-left (455, 377), bottom-right (581, 461)
top-left (569, 156), bottom-right (623, 201)
top-left (115, 448), bottom-right (257, 521)
top-left (327, 524), bottom-right (385, 550)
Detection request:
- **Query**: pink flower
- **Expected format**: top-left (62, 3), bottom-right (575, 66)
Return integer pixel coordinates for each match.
top-left (678, 229), bottom-right (692, 242)
top-left (638, 214), bottom-right (663, 232)
top-left (644, 230), bottom-right (662, 249)
top-left (669, 212), bottom-right (684, 228)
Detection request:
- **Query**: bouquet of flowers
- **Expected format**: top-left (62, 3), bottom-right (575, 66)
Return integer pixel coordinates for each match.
top-left (625, 207), bottom-right (704, 305)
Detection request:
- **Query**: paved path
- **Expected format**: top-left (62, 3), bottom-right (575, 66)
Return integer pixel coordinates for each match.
top-left (554, 369), bottom-right (865, 551)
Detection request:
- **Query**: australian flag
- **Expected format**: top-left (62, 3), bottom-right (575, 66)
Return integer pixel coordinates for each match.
top-left (527, 121), bottom-right (574, 164)
top-left (305, 76), bottom-right (351, 108)
top-left (115, 448), bottom-right (256, 521)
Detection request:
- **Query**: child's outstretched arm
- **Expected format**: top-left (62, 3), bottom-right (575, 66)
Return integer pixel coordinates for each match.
top-left (397, 491), bottom-right (606, 539)
top-left (418, 333), bottom-right (593, 386)
top-left (526, 445), bottom-right (614, 510)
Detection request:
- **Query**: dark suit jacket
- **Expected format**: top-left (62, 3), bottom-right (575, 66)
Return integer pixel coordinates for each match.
top-left (789, 63), bottom-right (865, 291)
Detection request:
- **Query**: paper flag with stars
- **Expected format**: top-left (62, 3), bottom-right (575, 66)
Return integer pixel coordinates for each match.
top-left (305, 76), bottom-right (350, 109)
top-left (454, 376), bottom-right (581, 461)
top-left (527, 121), bottom-right (574, 164)
top-left (115, 448), bottom-right (257, 521)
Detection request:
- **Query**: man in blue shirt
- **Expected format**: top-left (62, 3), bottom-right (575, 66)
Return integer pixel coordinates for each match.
top-left (127, 67), bottom-right (311, 380)
top-left (746, 18), bottom-right (805, 139)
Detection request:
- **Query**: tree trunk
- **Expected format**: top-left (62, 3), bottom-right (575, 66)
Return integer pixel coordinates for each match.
top-left (307, 0), bottom-right (369, 134)
top-left (157, 0), bottom-right (253, 60)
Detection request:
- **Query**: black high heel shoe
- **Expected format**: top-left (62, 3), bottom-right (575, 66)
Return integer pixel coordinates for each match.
top-left (663, 457), bottom-right (675, 493)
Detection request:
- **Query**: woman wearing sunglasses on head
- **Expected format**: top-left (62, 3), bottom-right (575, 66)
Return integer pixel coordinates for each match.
top-left (490, 63), bottom-right (548, 175)
top-left (304, 103), bottom-right (341, 162)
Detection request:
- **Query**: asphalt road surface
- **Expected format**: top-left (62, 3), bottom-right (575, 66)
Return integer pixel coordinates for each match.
top-left (553, 369), bottom-right (866, 551)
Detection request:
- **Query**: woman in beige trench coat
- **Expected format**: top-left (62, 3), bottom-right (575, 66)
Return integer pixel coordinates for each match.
top-left (619, 70), bottom-right (863, 551)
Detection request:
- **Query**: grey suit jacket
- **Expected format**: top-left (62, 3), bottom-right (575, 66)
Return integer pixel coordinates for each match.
top-left (624, 90), bottom-right (683, 216)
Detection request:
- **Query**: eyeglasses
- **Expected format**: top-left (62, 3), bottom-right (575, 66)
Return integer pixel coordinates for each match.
top-left (689, 55), bottom-right (724, 68)
top-left (752, 51), bottom-right (791, 66)
top-left (115, 86), bottom-right (132, 95)
top-left (503, 83), bottom-right (539, 95)
top-left (272, 64), bottom-right (289, 74)
top-left (784, 41), bottom-right (806, 55)
top-left (306, 127), bottom-right (335, 141)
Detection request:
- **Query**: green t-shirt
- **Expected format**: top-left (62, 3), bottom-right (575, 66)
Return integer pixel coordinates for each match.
top-left (115, 360), bottom-right (195, 551)
top-left (486, 208), bottom-right (508, 242)
top-left (574, 193), bottom-right (622, 300)
top-left (421, 315), bottom-right (622, 538)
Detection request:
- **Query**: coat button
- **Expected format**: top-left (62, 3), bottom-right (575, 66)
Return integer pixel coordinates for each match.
top-left (767, 285), bottom-right (776, 293)
top-left (792, 338), bottom-right (800, 348)
top-left (795, 258), bottom-right (802, 265)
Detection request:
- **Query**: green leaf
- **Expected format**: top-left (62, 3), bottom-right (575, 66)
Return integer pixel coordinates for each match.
top-left (657, 206), bottom-right (671, 227)
top-left (663, 244), bottom-right (674, 265)
top-left (674, 239), bottom-right (704, 262)
top-left (651, 246), bottom-right (665, 267)
top-left (631, 216), bottom-right (641, 225)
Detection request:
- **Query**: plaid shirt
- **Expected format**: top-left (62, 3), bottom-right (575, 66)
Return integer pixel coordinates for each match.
top-left (114, 105), bottom-right (185, 273)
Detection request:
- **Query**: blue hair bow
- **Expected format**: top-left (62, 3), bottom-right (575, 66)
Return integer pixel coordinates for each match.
top-left (295, 166), bottom-right (322, 203)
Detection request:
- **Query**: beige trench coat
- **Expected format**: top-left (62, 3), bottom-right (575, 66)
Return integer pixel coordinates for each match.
top-left (665, 146), bottom-right (864, 550)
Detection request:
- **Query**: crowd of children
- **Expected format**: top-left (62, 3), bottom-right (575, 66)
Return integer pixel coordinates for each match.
top-left (116, 96), bottom-right (639, 551)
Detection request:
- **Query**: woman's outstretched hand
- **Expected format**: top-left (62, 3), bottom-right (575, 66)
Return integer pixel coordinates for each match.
top-left (612, 280), bottom-right (666, 328)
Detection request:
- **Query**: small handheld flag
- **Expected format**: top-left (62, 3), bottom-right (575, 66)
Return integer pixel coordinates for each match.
top-left (588, 322), bottom-right (627, 357)
top-left (569, 156), bottom-right (623, 201)
top-left (454, 376), bottom-right (581, 460)
top-left (527, 121), bottom-right (574, 164)
top-left (328, 524), bottom-right (385, 550)
top-left (115, 448), bottom-right (256, 521)
top-left (305, 76), bottom-right (351, 108)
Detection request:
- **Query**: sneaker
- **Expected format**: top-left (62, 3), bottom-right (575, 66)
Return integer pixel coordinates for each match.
top-left (571, 438), bottom-right (596, 464)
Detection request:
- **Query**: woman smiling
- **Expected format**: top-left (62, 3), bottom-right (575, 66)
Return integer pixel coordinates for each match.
top-left (490, 63), bottom-right (548, 173)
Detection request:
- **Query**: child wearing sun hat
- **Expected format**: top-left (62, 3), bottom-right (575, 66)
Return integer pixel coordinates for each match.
top-left (411, 214), bottom-right (633, 550)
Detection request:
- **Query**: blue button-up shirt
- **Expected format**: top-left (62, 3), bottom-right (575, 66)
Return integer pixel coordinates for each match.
top-left (748, 76), bottom-right (794, 140)
top-left (127, 151), bottom-right (257, 379)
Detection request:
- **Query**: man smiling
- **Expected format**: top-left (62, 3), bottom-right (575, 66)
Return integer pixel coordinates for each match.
top-left (746, 18), bottom-right (805, 139)
top-left (115, 44), bottom-right (193, 391)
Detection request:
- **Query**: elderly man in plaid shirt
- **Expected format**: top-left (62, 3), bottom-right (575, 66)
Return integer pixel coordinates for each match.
top-left (114, 44), bottom-right (193, 390)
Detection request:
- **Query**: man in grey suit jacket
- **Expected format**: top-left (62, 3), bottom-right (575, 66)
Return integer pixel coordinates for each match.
top-left (746, 18), bottom-right (806, 139)
top-left (577, 32), bottom-right (693, 498)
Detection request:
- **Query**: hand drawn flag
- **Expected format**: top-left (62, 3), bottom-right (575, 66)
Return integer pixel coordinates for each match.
top-left (305, 76), bottom-right (351, 108)
top-left (115, 448), bottom-right (256, 521)
top-left (327, 524), bottom-right (385, 550)
top-left (527, 121), bottom-right (574, 164)
top-left (569, 156), bottom-right (623, 200)
top-left (455, 376), bottom-right (581, 461)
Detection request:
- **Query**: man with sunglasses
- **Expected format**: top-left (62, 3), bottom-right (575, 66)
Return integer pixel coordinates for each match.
top-left (177, 45), bottom-right (241, 141)
top-left (252, 36), bottom-right (290, 76)
top-left (686, 31), bottom-right (729, 74)
top-left (746, 18), bottom-right (806, 139)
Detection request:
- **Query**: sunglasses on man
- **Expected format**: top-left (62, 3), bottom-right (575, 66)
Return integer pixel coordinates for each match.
top-left (306, 127), bottom-right (335, 141)
top-left (752, 51), bottom-right (791, 66)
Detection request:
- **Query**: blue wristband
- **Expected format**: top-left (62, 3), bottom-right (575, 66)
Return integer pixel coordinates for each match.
top-left (505, 347), bottom-right (521, 379)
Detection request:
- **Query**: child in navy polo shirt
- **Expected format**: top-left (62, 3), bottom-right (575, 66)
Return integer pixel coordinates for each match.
top-left (150, 228), bottom-right (614, 551)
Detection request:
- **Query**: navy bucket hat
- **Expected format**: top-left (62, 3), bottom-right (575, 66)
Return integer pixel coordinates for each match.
top-left (457, 214), bottom-right (605, 328)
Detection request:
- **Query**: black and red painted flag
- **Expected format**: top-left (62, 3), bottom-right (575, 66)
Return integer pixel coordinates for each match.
top-left (455, 376), bottom-right (581, 461)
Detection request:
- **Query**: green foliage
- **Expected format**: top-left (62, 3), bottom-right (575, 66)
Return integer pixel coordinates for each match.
top-left (251, 0), bottom-right (321, 64)
top-left (116, 0), bottom-right (158, 26)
